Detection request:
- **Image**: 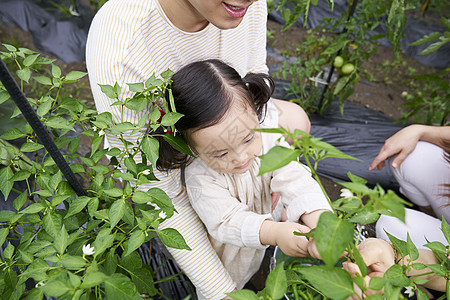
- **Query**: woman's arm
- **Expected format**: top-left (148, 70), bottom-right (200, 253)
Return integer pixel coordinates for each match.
top-left (369, 125), bottom-right (450, 170)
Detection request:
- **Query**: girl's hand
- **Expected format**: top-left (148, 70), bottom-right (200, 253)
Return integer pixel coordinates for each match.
top-left (260, 220), bottom-right (311, 257)
top-left (306, 237), bottom-right (321, 260)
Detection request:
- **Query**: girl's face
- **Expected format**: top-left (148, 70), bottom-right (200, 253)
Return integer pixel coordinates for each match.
top-left (190, 103), bottom-right (262, 174)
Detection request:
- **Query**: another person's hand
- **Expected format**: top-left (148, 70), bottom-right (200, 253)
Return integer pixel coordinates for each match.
top-left (343, 238), bottom-right (396, 299)
top-left (369, 125), bottom-right (423, 171)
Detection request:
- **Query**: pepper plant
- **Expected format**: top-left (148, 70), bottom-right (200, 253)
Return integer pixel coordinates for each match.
top-left (228, 127), bottom-right (450, 300)
top-left (0, 44), bottom-right (192, 299)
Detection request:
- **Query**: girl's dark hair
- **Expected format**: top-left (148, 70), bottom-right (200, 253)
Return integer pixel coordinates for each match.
top-left (156, 59), bottom-right (275, 171)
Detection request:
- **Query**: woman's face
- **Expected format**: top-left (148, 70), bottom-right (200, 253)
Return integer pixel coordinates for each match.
top-left (171, 0), bottom-right (258, 31)
top-left (190, 103), bottom-right (262, 174)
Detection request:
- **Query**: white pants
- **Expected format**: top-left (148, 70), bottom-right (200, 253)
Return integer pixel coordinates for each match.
top-left (389, 141), bottom-right (450, 221)
top-left (376, 208), bottom-right (447, 249)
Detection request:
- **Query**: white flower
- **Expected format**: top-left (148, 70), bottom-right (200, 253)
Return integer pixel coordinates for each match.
top-left (69, 5), bottom-right (81, 17)
top-left (82, 244), bottom-right (95, 256)
top-left (92, 126), bottom-right (97, 132)
top-left (98, 129), bottom-right (105, 136)
top-left (147, 203), bottom-right (161, 210)
top-left (401, 91), bottom-right (408, 98)
top-left (159, 211), bottom-right (167, 219)
top-left (404, 286), bottom-right (414, 298)
top-left (340, 188), bottom-right (353, 199)
top-left (35, 282), bottom-right (45, 288)
top-left (142, 169), bottom-right (151, 175)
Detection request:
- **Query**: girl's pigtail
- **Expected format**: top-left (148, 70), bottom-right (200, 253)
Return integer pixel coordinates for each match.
top-left (154, 128), bottom-right (192, 171)
top-left (243, 73), bottom-right (275, 120)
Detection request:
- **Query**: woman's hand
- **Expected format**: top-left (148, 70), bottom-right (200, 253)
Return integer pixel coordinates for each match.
top-left (343, 238), bottom-right (396, 299)
top-left (369, 125), bottom-right (423, 170)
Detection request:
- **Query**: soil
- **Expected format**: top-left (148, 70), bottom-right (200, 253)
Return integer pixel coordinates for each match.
top-left (0, 15), bottom-right (446, 295)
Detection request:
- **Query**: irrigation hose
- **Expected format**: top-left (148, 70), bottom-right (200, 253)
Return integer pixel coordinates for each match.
top-left (0, 58), bottom-right (88, 197)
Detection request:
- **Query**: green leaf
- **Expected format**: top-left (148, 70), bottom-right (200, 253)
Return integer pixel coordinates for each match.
top-left (368, 276), bottom-right (385, 291)
top-left (442, 218), bottom-right (450, 245)
top-left (265, 262), bottom-right (287, 299)
top-left (20, 202), bottom-right (46, 214)
top-left (128, 267), bottom-right (156, 294)
top-left (65, 196), bottom-right (92, 218)
top-left (409, 32), bottom-right (441, 46)
top-left (418, 39), bottom-right (448, 56)
top-left (351, 243), bottom-right (368, 277)
top-left (384, 264), bottom-right (410, 287)
top-left (43, 213), bottom-right (62, 238)
top-left (3, 242), bottom-right (15, 260)
top-left (104, 273), bottom-right (142, 300)
top-left (40, 279), bottom-right (71, 297)
top-left (80, 271), bottom-right (108, 289)
top-left (45, 116), bottom-right (74, 131)
top-left (122, 251), bottom-right (143, 271)
top-left (158, 228), bottom-right (191, 250)
top-left (104, 188), bottom-right (123, 198)
top-left (17, 68), bottom-right (31, 82)
top-left (125, 95), bottom-right (147, 111)
top-left (3, 44), bottom-right (17, 52)
top-left (19, 249), bottom-right (34, 264)
top-left (125, 230), bottom-right (145, 256)
top-left (37, 96), bottom-right (53, 117)
top-left (406, 233), bottom-right (419, 261)
top-left (20, 141), bottom-right (45, 152)
top-left (1, 128), bottom-right (26, 140)
top-left (227, 289), bottom-right (258, 300)
top-left (57, 255), bottom-right (87, 269)
top-left (258, 146), bottom-right (301, 175)
top-left (315, 211), bottom-right (354, 267)
top-left (109, 199), bottom-right (126, 228)
top-left (299, 266), bottom-right (354, 300)
top-left (13, 192), bottom-right (28, 211)
top-left (141, 136), bottom-right (159, 166)
top-left (385, 232), bottom-right (408, 257)
top-left (0, 90), bottom-right (10, 104)
top-left (11, 169), bottom-right (31, 181)
top-left (33, 75), bottom-right (52, 85)
top-left (99, 84), bottom-right (119, 99)
top-left (54, 224), bottom-right (69, 255)
top-left (124, 156), bottom-right (138, 175)
top-left (146, 188), bottom-right (174, 212)
top-left (127, 82), bottom-right (144, 93)
top-left (132, 190), bottom-right (148, 204)
top-left (23, 54), bottom-right (40, 67)
top-left (65, 71), bottom-right (87, 81)
top-left (51, 64), bottom-right (61, 78)
top-left (160, 112), bottom-right (183, 126)
top-left (425, 264), bottom-right (446, 277)
top-left (347, 206), bottom-right (380, 225)
top-left (25, 288), bottom-right (44, 300)
top-left (0, 227), bottom-right (9, 249)
top-left (110, 122), bottom-right (135, 135)
top-left (162, 134), bottom-right (194, 156)
top-left (93, 228), bottom-right (116, 258)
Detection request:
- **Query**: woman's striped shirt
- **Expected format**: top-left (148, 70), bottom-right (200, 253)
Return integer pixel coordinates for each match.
top-left (86, 1), bottom-right (268, 299)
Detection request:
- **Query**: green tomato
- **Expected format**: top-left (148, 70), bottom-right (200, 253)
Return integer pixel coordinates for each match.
top-left (333, 56), bottom-right (344, 68)
top-left (341, 63), bottom-right (355, 75)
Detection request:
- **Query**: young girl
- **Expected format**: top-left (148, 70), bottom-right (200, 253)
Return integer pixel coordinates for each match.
top-left (157, 59), bottom-right (332, 289)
